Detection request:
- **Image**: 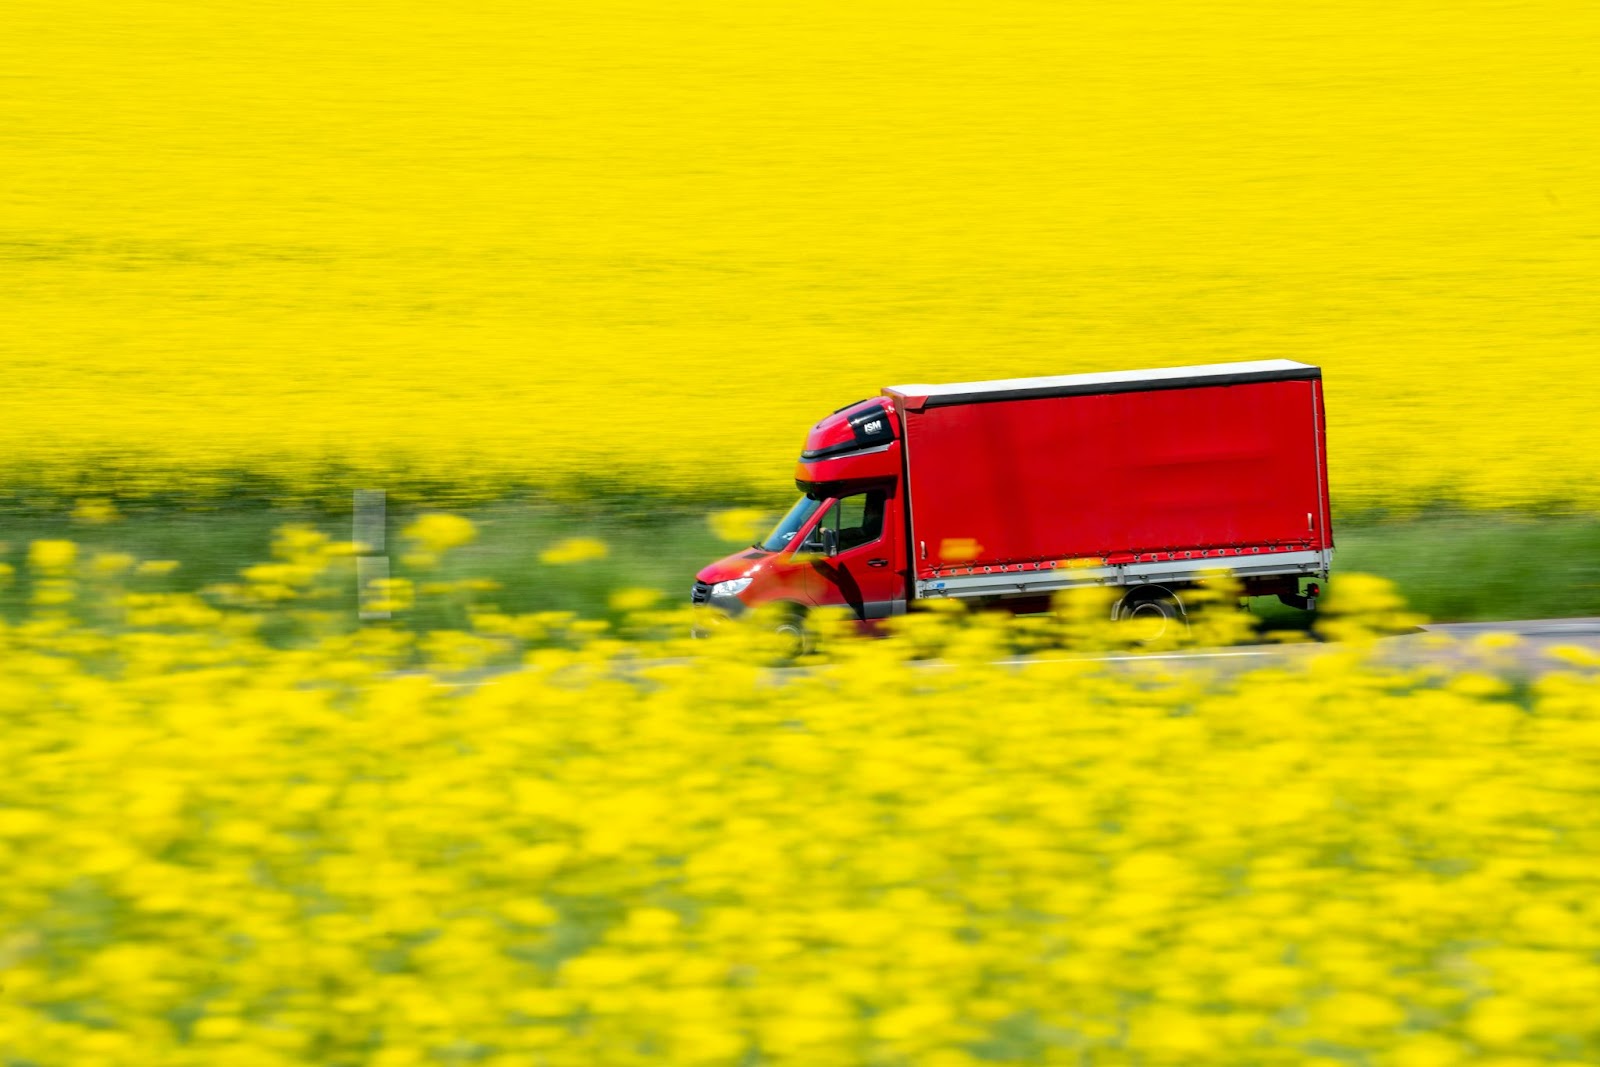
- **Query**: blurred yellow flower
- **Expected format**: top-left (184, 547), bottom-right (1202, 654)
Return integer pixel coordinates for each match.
top-left (27, 540), bottom-right (77, 574)
top-left (1548, 644), bottom-right (1600, 669)
top-left (70, 498), bottom-right (120, 525)
top-left (539, 537), bottom-right (608, 565)
top-left (367, 577), bottom-right (414, 613)
top-left (708, 508), bottom-right (769, 545)
top-left (403, 514), bottom-right (478, 555)
top-left (90, 552), bottom-right (136, 576)
top-left (609, 587), bottom-right (661, 612)
top-left (1316, 573), bottom-right (1428, 643)
top-left (940, 538), bottom-right (982, 562)
top-left (1465, 997), bottom-right (1532, 1048)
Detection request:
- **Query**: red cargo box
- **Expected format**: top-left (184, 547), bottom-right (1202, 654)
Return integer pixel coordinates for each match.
top-left (885, 360), bottom-right (1331, 581)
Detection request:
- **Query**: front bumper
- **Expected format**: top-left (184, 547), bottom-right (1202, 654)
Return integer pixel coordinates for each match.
top-left (692, 580), bottom-right (749, 617)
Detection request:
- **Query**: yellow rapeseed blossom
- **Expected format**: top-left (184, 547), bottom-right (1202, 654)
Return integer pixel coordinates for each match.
top-left (403, 513), bottom-right (478, 555)
top-left (0, 536), bottom-right (1597, 1064)
top-left (539, 537), bottom-right (609, 565)
top-left (366, 576), bottom-right (415, 614)
top-left (26, 539), bottom-right (76, 574)
top-left (610, 587), bottom-right (662, 612)
top-left (1, 1), bottom-right (1595, 510)
top-left (1317, 573), bottom-right (1429, 644)
top-left (708, 509), bottom-right (770, 545)
top-left (70, 498), bottom-right (120, 525)
top-left (89, 551), bottom-right (135, 576)
top-left (1548, 644), bottom-right (1600, 669)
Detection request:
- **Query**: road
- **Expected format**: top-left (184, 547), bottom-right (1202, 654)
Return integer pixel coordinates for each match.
top-left (424, 617), bottom-right (1600, 691)
top-left (1001, 617), bottom-right (1600, 677)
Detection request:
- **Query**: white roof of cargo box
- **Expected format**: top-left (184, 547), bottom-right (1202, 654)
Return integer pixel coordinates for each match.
top-left (885, 359), bottom-right (1321, 409)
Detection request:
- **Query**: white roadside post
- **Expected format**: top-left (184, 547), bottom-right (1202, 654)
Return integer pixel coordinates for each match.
top-left (354, 489), bottom-right (389, 621)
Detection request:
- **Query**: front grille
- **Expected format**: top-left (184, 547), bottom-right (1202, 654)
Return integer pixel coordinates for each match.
top-left (691, 580), bottom-right (711, 604)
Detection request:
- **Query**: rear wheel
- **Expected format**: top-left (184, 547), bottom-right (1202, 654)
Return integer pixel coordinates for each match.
top-left (1116, 591), bottom-right (1184, 642)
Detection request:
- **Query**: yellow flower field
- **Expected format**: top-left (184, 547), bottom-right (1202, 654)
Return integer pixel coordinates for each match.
top-left (5, 1), bottom-right (1597, 509)
top-left (1, 533), bottom-right (1599, 1064)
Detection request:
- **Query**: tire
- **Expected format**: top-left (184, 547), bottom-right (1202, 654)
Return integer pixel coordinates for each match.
top-left (1116, 591), bottom-right (1184, 642)
top-left (772, 605), bottom-right (810, 658)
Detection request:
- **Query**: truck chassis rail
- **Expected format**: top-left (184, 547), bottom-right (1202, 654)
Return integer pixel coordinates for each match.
top-left (916, 548), bottom-right (1331, 600)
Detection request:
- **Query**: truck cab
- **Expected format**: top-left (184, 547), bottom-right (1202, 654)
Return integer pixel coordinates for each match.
top-left (693, 398), bottom-right (910, 626)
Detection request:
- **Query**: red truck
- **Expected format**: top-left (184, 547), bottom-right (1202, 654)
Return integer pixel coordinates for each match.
top-left (694, 360), bottom-right (1332, 641)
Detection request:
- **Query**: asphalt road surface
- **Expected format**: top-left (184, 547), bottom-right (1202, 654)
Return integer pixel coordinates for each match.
top-left (424, 617), bottom-right (1600, 692)
top-left (1009, 617), bottom-right (1600, 678)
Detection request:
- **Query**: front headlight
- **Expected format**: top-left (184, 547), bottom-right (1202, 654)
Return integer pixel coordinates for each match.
top-left (710, 577), bottom-right (753, 598)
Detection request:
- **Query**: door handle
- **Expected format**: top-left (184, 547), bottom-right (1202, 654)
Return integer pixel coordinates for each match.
top-left (867, 558), bottom-right (889, 568)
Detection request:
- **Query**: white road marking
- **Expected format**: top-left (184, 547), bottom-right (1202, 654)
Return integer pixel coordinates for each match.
top-left (1005, 649), bottom-right (1282, 666)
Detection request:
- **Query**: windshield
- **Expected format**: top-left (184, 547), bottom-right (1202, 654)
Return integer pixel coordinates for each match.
top-left (758, 495), bottom-right (824, 552)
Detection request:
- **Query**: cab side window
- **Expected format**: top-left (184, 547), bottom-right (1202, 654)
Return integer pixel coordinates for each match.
top-left (802, 490), bottom-right (887, 553)
top-left (834, 490), bottom-right (885, 551)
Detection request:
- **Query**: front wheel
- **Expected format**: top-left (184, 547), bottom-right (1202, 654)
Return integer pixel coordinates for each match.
top-left (771, 605), bottom-right (810, 658)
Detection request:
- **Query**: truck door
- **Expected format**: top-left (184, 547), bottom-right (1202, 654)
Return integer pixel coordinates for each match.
top-left (800, 489), bottom-right (906, 620)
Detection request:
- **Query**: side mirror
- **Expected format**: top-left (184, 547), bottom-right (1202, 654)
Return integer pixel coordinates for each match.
top-left (821, 527), bottom-right (838, 557)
